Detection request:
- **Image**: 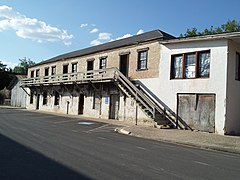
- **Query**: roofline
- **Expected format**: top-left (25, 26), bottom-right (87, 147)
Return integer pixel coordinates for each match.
top-left (161, 31), bottom-right (240, 44)
top-left (29, 29), bottom-right (175, 68)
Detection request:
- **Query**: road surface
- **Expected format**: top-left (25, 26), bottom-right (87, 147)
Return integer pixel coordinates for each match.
top-left (0, 107), bottom-right (240, 179)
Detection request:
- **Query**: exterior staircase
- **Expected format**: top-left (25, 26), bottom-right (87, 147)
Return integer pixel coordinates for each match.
top-left (22, 67), bottom-right (188, 129)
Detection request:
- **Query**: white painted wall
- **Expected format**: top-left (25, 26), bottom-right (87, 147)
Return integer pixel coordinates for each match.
top-left (225, 40), bottom-right (240, 135)
top-left (137, 40), bottom-right (228, 135)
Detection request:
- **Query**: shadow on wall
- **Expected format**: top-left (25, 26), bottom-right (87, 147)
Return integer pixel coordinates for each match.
top-left (0, 134), bottom-right (90, 180)
top-left (133, 80), bottom-right (192, 130)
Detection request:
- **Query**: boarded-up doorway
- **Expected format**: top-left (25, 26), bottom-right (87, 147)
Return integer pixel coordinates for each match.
top-left (78, 94), bottom-right (84, 115)
top-left (177, 94), bottom-right (215, 132)
top-left (109, 94), bottom-right (120, 120)
top-left (119, 54), bottom-right (129, 77)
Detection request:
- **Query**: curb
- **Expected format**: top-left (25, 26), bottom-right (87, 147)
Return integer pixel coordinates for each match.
top-left (114, 128), bottom-right (131, 135)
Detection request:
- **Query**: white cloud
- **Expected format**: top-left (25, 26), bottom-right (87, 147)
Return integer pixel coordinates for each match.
top-left (116, 33), bottom-right (132, 40)
top-left (80, 23), bottom-right (88, 28)
top-left (136, 29), bottom-right (144, 35)
top-left (0, 59), bottom-right (18, 69)
top-left (90, 39), bottom-right (102, 46)
top-left (90, 28), bottom-right (99, 33)
top-left (0, 5), bottom-right (73, 45)
top-left (98, 32), bottom-right (111, 40)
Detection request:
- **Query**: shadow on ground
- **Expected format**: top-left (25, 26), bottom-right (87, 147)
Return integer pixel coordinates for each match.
top-left (0, 134), bottom-right (91, 180)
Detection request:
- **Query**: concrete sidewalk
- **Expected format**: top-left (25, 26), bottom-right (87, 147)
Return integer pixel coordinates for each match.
top-left (116, 125), bottom-right (240, 154)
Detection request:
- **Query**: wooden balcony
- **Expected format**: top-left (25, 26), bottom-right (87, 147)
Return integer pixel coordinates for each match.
top-left (21, 68), bottom-right (117, 87)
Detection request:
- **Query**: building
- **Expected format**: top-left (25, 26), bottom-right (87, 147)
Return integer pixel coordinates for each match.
top-left (8, 75), bottom-right (27, 108)
top-left (22, 30), bottom-right (240, 135)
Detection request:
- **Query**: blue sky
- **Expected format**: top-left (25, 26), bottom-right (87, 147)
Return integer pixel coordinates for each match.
top-left (1, 0), bottom-right (240, 68)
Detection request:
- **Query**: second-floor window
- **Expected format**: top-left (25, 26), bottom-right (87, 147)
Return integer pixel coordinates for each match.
top-left (99, 57), bottom-right (107, 69)
top-left (137, 50), bottom-right (148, 70)
top-left (30, 70), bottom-right (34, 78)
top-left (51, 66), bottom-right (56, 76)
top-left (45, 67), bottom-right (49, 76)
top-left (72, 63), bottom-right (77, 73)
top-left (63, 64), bottom-right (68, 74)
top-left (171, 50), bottom-right (210, 79)
top-left (36, 69), bottom-right (40, 77)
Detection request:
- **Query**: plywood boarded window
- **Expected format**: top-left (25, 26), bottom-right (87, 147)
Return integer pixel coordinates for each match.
top-left (178, 94), bottom-right (215, 132)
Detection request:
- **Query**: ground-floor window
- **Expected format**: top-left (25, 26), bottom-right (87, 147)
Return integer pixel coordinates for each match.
top-left (93, 92), bottom-right (101, 110)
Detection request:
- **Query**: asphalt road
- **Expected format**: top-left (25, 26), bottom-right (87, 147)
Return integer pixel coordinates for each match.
top-left (0, 107), bottom-right (240, 180)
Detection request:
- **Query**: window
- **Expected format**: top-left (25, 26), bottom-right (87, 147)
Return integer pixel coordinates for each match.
top-left (171, 50), bottom-right (210, 79)
top-left (137, 50), bottom-right (148, 70)
top-left (30, 71), bottom-right (34, 78)
top-left (63, 64), bottom-right (68, 74)
top-left (30, 92), bottom-right (34, 104)
top-left (51, 66), bottom-right (56, 75)
top-left (43, 91), bottom-right (47, 105)
top-left (93, 92), bottom-right (101, 110)
top-left (54, 91), bottom-right (60, 105)
top-left (72, 63), bottom-right (77, 73)
top-left (198, 51), bottom-right (210, 78)
top-left (184, 53), bottom-right (196, 78)
top-left (36, 69), bottom-right (40, 77)
top-left (99, 57), bottom-right (107, 69)
top-left (45, 67), bottom-right (49, 76)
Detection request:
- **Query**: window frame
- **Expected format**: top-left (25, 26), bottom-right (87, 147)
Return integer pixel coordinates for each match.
top-left (63, 64), bottom-right (68, 74)
top-left (99, 57), bottom-right (107, 70)
top-left (30, 70), bottom-right (34, 78)
top-left (51, 66), bottom-right (56, 76)
top-left (137, 50), bottom-right (148, 70)
top-left (44, 67), bottom-right (49, 76)
top-left (36, 69), bottom-right (40, 77)
top-left (171, 50), bottom-right (210, 79)
top-left (72, 63), bottom-right (78, 73)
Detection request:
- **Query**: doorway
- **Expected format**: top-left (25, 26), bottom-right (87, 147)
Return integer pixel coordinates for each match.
top-left (109, 94), bottom-right (120, 120)
top-left (177, 94), bottom-right (215, 132)
top-left (87, 60), bottom-right (94, 78)
top-left (78, 94), bottom-right (84, 115)
top-left (36, 94), bottom-right (40, 110)
top-left (119, 54), bottom-right (129, 77)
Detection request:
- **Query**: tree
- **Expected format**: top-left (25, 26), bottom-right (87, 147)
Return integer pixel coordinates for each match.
top-left (0, 61), bottom-right (7, 72)
top-left (181, 20), bottom-right (240, 37)
top-left (13, 57), bottom-right (35, 74)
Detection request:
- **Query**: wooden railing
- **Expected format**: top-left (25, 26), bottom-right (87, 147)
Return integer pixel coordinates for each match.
top-left (21, 68), bottom-right (116, 86)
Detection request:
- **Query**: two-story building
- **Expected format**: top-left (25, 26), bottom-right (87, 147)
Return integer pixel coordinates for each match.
top-left (22, 29), bottom-right (240, 135)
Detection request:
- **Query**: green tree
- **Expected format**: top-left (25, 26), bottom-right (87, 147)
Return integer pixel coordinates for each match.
top-left (181, 20), bottom-right (240, 37)
top-left (13, 57), bottom-right (35, 74)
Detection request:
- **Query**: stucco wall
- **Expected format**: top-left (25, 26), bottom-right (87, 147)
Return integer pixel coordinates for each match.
top-left (136, 40), bottom-right (228, 134)
top-left (225, 40), bottom-right (240, 135)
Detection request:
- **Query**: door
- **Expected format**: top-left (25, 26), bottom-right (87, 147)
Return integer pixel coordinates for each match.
top-left (119, 54), bottom-right (129, 77)
top-left (36, 94), bottom-right (40, 110)
top-left (109, 94), bottom-right (120, 120)
top-left (87, 60), bottom-right (94, 78)
top-left (78, 94), bottom-right (84, 115)
top-left (178, 94), bottom-right (215, 132)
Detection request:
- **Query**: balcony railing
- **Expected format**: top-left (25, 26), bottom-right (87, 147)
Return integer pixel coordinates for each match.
top-left (21, 68), bottom-right (116, 87)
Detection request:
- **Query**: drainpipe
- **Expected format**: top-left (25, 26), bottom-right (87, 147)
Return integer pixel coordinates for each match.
top-left (67, 101), bottom-right (70, 114)
top-left (135, 105), bottom-right (138, 125)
